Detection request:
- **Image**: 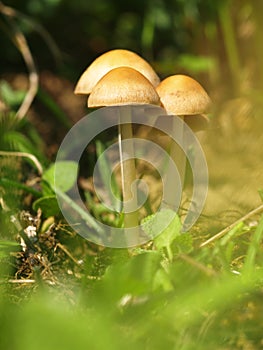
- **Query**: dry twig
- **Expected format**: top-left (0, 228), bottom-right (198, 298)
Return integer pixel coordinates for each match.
top-left (0, 150), bottom-right (43, 175)
top-left (0, 1), bottom-right (38, 120)
top-left (200, 203), bottom-right (263, 248)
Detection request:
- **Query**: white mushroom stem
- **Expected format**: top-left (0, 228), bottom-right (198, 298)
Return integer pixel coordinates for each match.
top-left (164, 116), bottom-right (186, 211)
top-left (118, 107), bottom-right (139, 231)
top-left (87, 66), bottom-right (160, 245)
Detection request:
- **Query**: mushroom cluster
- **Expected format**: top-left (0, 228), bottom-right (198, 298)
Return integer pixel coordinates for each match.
top-left (74, 49), bottom-right (211, 232)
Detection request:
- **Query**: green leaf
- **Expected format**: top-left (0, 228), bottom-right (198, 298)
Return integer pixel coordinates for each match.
top-left (0, 80), bottom-right (26, 108)
top-left (0, 178), bottom-right (42, 198)
top-left (43, 161), bottom-right (78, 192)
top-left (42, 161), bottom-right (104, 231)
top-left (243, 216), bottom-right (263, 276)
top-left (171, 232), bottom-right (193, 255)
top-left (4, 131), bottom-right (39, 155)
top-left (33, 195), bottom-right (60, 217)
top-left (153, 267), bottom-right (174, 292)
top-left (258, 188), bottom-right (263, 202)
top-left (102, 250), bottom-right (162, 297)
top-left (41, 179), bottom-right (55, 196)
top-left (142, 209), bottom-right (182, 250)
top-left (95, 140), bottom-right (121, 212)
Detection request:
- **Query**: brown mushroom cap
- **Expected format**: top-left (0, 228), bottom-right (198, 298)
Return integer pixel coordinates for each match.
top-left (88, 67), bottom-right (160, 107)
top-left (75, 49), bottom-right (160, 95)
top-left (156, 74), bottom-right (211, 116)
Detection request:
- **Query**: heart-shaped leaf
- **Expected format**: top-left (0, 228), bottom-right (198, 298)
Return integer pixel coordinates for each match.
top-left (33, 195), bottom-right (60, 217)
top-left (43, 161), bottom-right (78, 193)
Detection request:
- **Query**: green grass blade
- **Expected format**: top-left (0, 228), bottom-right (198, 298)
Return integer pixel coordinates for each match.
top-left (243, 215), bottom-right (263, 275)
top-left (0, 177), bottom-right (42, 198)
top-left (95, 140), bottom-right (121, 212)
top-left (37, 88), bottom-right (72, 129)
top-left (55, 187), bottom-right (103, 235)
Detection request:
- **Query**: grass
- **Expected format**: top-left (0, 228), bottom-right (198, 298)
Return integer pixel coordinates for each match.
top-left (0, 88), bottom-right (263, 350)
top-left (1, 215), bottom-right (263, 350)
top-left (0, 128), bottom-right (263, 350)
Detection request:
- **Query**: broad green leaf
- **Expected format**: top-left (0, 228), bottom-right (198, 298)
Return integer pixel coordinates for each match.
top-left (102, 250), bottom-right (162, 297)
top-left (142, 209), bottom-right (182, 250)
top-left (41, 179), bottom-right (55, 196)
top-left (42, 164), bottom-right (104, 234)
top-left (0, 80), bottom-right (26, 107)
top-left (171, 232), bottom-right (193, 254)
top-left (33, 195), bottom-right (60, 217)
top-left (95, 140), bottom-right (121, 212)
top-left (153, 267), bottom-right (174, 292)
top-left (43, 161), bottom-right (78, 192)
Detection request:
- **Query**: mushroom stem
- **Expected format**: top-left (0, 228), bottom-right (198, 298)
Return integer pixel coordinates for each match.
top-left (118, 107), bottom-right (139, 234)
top-left (164, 116), bottom-right (186, 211)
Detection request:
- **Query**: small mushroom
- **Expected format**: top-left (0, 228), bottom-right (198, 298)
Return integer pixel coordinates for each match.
top-left (156, 74), bottom-right (211, 210)
top-left (88, 66), bottom-right (160, 236)
top-left (74, 49), bottom-right (160, 95)
top-left (156, 74), bottom-right (211, 129)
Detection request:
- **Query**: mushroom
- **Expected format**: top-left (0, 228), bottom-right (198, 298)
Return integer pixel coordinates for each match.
top-left (156, 74), bottom-right (211, 210)
top-left (88, 66), bottom-right (160, 235)
top-left (74, 49), bottom-right (160, 95)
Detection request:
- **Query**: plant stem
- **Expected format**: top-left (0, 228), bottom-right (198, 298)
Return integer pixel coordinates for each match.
top-left (118, 107), bottom-right (139, 243)
top-left (0, 2), bottom-right (39, 120)
top-left (0, 150), bottom-right (43, 175)
top-left (243, 216), bottom-right (263, 275)
top-left (163, 116), bottom-right (186, 211)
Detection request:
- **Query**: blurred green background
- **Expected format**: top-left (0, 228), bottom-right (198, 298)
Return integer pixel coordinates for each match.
top-left (1, 0), bottom-right (263, 97)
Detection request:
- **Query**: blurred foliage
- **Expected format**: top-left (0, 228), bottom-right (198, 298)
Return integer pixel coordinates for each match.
top-left (1, 215), bottom-right (263, 350)
top-left (0, 0), bottom-right (262, 100)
